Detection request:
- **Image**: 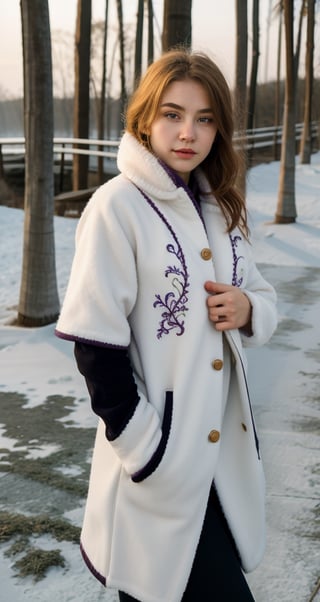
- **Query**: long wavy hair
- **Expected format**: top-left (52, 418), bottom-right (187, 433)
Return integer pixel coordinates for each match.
top-left (125, 49), bottom-right (248, 236)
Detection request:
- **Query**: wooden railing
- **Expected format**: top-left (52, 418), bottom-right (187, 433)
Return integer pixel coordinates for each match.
top-left (0, 121), bottom-right (318, 168)
top-left (0, 122), bottom-right (318, 215)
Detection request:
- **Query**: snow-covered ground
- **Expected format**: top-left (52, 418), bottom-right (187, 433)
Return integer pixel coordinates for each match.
top-left (0, 154), bottom-right (319, 601)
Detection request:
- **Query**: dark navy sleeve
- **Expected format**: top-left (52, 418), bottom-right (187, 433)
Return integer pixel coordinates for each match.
top-left (74, 342), bottom-right (140, 441)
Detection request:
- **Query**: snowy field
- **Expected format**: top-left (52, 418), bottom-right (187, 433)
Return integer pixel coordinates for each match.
top-left (0, 154), bottom-right (319, 601)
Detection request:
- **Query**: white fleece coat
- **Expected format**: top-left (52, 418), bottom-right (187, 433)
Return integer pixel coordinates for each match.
top-left (56, 132), bottom-right (277, 602)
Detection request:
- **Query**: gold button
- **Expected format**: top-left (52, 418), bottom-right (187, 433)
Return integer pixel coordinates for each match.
top-left (200, 248), bottom-right (212, 261)
top-left (212, 359), bottom-right (223, 371)
top-left (208, 429), bottom-right (220, 443)
top-left (241, 423), bottom-right (247, 432)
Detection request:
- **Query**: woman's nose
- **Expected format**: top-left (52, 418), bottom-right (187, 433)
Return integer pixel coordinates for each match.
top-left (179, 121), bottom-right (195, 141)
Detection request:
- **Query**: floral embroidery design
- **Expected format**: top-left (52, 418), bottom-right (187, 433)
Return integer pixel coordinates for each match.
top-left (133, 184), bottom-right (190, 339)
top-left (229, 233), bottom-right (244, 287)
top-left (153, 241), bottom-right (190, 339)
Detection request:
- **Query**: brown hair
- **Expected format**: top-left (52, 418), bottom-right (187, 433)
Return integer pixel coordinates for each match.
top-left (125, 49), bottom-right (248, 236)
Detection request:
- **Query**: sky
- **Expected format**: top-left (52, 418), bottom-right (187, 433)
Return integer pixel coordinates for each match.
top-left (1, 0), bottom-right (315, 99)
top-left (0, 153), bottom-right (319, 600)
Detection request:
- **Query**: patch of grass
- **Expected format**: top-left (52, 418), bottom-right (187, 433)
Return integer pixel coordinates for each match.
top-left (0, 455), bottom-right (88, 496)
top-left (0, 511), bottom-right (80, 543)
top-left (5, 535), bottom-right (29, 556)
top-left (12, 547), bottom-right (65, 582)
top-left (0, 391), bottom-right (96, 496)
top-left (0, 511), bottom-right (80, 582)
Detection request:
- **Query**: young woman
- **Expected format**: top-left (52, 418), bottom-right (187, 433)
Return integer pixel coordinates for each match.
top-left (55, 49), bottom-right (277, 602)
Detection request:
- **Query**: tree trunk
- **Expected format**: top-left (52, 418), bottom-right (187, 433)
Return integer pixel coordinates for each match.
top-left (134, 0), bottom-right (144, 85)
top-left (147, 0), bottom-right (154, 65)
top-left (162, 0), bottom-right (192, 51)
top-left (273, 7), bottom-right (282, 161)
top-left (274, 0), bottom-right (297, 224)
top-left (235, 0), bottom-right (248, 133)
top-left (116, 0), bottom-right (126, 122)
top-left (73, 0), bottom-right (91, 191)
top-left (247, 0), bottom-right (259, 132)
top-left (17, 0), bottom-right (59, 326)
top-left (247, 0), bottom-right (260, 167)
top-left (234, 0), bottom-right (248, 194)
top-left (98, 0), bottom-right (109, 183)
top-left (300, 0), bottom-right (315, 164)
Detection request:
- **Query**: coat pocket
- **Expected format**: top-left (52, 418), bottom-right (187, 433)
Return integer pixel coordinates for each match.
top-left (131, 391), bottom-right (173, 483)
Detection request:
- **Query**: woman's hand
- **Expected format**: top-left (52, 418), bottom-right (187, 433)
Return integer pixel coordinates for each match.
top-left (204, 280), bottom-right (252, 333)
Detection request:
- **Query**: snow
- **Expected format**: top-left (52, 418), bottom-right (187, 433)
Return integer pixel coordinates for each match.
top-left (1, 154), bottom-right (320, 601)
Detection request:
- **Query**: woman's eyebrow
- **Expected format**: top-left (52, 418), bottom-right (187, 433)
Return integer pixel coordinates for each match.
top-left (160, 102), bottom-right (213, 113)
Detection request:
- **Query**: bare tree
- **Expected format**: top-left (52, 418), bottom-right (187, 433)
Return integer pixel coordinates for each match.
top-left (235, 0), bottom-right (248, 131)
top-left (116, 0), bottom-right (127, 122)
top-left (273, 4), bottom-right (283, 161)
top-left (162, 0), bottom-right (192, 50)
top-left (234, 0), bottom-right (248, 193)
top-left (134, 0), bottom-right (144, 84)
top-left (73, 0), bottom-right (92, 191)
top-left (247, 0), bottom-right (260, 133)
top-left (17, 0), bottom-right (59, 326)
top-left (98, 0), bottom-right (109, 183)
top-left (300, 0), bottom-right (315, 164)
top-left (134, 0), bottom-right (155, 86)
top-left (274, 0), bottom-right (297, 223)
top-left (147, 0), bottom-right (154, 65)
top-left (134, 0), bottom-right (144, 82)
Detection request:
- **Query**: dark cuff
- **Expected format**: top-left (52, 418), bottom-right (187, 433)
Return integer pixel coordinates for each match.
top-left (74, 341), bottom-right (140, 440)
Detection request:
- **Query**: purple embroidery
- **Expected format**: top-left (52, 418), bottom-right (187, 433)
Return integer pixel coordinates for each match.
top-left (229, 233), bottom-right (244, 287)
top-left (132, 184), bottom-right (190, 339)
top-left (153, 241), bottom-right (189, 338)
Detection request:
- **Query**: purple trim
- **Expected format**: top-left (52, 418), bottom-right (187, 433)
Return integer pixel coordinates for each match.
top-left (80, 541), bottom-right (106, 586)
top-left (54, 329), bottom-right (128, 350)
top-left (132, 391), bottom-right (173, 482)
top-left (134, 186), bottom-right (190, 339)
top-left (229, 233), bottom-right (244, 287)
top-left (158, 158), bottom-right (186, 188)
top-left (158, 159), bottom-right (205, 225)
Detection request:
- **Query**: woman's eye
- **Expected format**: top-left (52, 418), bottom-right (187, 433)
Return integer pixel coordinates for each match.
top-left (164, 112), bottom-right (179, 120)
top-left (199, 116), bottom-right (213, 124)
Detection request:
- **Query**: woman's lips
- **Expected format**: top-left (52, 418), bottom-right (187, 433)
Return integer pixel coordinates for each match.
top-left (173, 148), bottom-right (196, 158)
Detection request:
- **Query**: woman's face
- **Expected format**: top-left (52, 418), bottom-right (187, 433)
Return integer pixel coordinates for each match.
top-left (149, 79), bottom-right (217, 184)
